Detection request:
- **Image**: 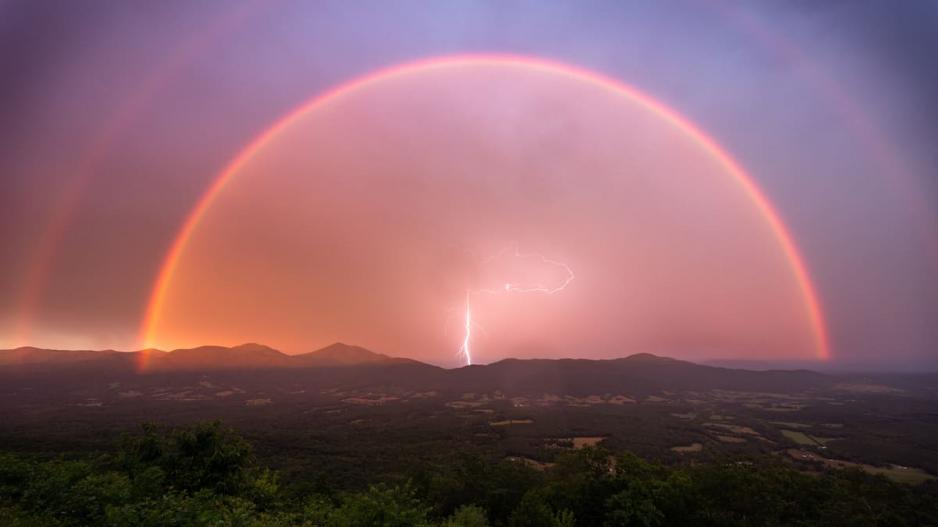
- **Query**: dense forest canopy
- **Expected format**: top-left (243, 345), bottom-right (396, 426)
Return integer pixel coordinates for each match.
top-left (1, 422), bottom-right (935, 527)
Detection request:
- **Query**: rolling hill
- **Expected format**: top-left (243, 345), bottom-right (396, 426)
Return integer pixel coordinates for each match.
top-left (0, 342), bottom-right (862, 400)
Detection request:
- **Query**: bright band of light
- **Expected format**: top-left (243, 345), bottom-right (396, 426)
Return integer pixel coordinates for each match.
top-left (139, 54), bottom-right (831, 364)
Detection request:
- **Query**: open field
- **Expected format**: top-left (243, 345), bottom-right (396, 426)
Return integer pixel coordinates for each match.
top-left (786, 449), bottom-right (935, 485)
top-left (2, 380), bottom-right (937, 487)
top-left (671, 442), bottom-right (703, 453)
top-left (1, 352), bottom-right (937, 490)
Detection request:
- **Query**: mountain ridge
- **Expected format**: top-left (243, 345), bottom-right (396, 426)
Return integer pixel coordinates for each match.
top-left (0, 343), bottom-right (836, 393)
top-left (3, 343), bottom-right (930, 401)
top-left (0, 342), bottom-right (425, 371)
top-left (1, 343), bottom-right (745, 372)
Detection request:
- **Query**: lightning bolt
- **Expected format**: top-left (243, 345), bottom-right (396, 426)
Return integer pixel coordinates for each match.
top-left (455, 245), bottom-right (574, 366)
top-left (458, 291), bottom-right (473, 366)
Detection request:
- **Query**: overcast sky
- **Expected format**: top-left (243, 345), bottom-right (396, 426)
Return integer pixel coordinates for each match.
top-left (1, 1), bottom-right (936, 368)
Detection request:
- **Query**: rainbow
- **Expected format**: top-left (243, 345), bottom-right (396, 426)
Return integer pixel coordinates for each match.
top-left (139, 54), bottom-right (831, 365)
top-left (10, 1), bottom-right (265, 347)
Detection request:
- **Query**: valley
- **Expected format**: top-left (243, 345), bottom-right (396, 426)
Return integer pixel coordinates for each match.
top-left (2, 344), bottom-right (936, 489)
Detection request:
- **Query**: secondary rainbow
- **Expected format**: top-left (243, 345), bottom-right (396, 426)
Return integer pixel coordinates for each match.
top-left (139, 54), bottom-right (832, 365)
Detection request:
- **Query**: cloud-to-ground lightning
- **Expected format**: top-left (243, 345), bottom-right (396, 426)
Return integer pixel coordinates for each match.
top-left (456, 245), bottom-right (574, 366)
top-left (458, 291), bottom-right (473, 366)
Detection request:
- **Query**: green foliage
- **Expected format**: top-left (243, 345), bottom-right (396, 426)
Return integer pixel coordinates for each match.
top-left (441, 505), bottom-right (489, 527)
top-left (19, 459), bottom-right (131, 526)
top-left (119, 421), bottom-right (258, 496)
top-left (104, 491), bottom-right (257, 527)
top-left (507, 491), bottom-right (575, 527)
top-left (0, 505), bottom-right (47, 527)
top-left (0, 422), bottom-right (936, 527)
top-left (0, 453), bottom-right (29, 493)
top-left (425, 451), bottom-right (542, 521)
top-left (324, 483), bottom-right (431, 527)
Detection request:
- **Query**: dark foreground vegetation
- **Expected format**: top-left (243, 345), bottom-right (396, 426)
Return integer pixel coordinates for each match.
top-left (1, 422), bottom-right (936, 527)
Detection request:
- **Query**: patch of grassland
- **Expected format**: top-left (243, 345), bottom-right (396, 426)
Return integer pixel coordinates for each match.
top-left (770, 421), bottom-right (811, 429)
top-left (489, 419), bottom-right (534, 426)
top-left (782, 430), bottom-right (816, 445)
top-left (671, 412), bottom-right (696, 420)
top-left (862, 465), bottom-right (935, 485)
top-left (782, 430), bottom-right (838, 447)
top-left (572, 437), bottom-right (605, 449)
top-left (671, 442), bottom-right (703, 453)
top-left (715, 435), bottom-right (746, 443)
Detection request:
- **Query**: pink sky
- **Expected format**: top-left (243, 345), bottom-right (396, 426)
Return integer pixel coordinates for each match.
top-left (3, 2), bottom-right (936, 369)
top-left (148, 63), bottom-right (816, 365)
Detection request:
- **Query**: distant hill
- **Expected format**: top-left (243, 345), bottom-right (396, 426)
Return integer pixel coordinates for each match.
top-left (436, 354), bottom-right (831, 396)
top-left (2, 343), bottom-right (935, 411)
top-left (0, 346), bottom-right (120, 366)
top-left (0, 342), bottom-right (422, 372)
top-left (144, 343), bottom-right (292, 370)
top-left (293, 342), bottom-right (418, 367)
top-left (0, 342), bottom-right (843, 396)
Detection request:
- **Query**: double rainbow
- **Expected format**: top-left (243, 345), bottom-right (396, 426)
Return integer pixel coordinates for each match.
top-left (140, 54), bottom-right (831, 363)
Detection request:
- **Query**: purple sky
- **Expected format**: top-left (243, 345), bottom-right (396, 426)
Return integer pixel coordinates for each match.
top-left (0, 1), bottom-right (936, 369)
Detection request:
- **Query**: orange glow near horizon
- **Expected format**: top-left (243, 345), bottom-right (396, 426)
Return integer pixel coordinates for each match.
top-left (140, 54), bottom-right (830, 367)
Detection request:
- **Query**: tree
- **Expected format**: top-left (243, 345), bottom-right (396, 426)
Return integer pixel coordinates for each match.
top-left (508, 491), bottom-right (575, 527)
top-left (119, 421), bottom-right (262, 497)
top-left (22, 459), bottom-right (131, 526)
top-left (426, 452), bottom-right (541, 521)
top-left (326, 483), bottom-right (431, 527)
top-left (441, 505), bottom-right (489, 527)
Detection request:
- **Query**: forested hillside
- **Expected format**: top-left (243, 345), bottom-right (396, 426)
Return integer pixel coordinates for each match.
top-left (1, 422), bottom-right (935, 526)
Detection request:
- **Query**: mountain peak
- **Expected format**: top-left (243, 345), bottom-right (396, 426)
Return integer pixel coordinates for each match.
top-left (152, 343), bottom-right (291, 370)
top-left (296, 342), bottom-right (409, 366)
top-left (234, 342), bottom-right (267, 348)
top-left (0, 347), bottom-right (115, 366)
top-left (621, 352), bottom-right (679, 362)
